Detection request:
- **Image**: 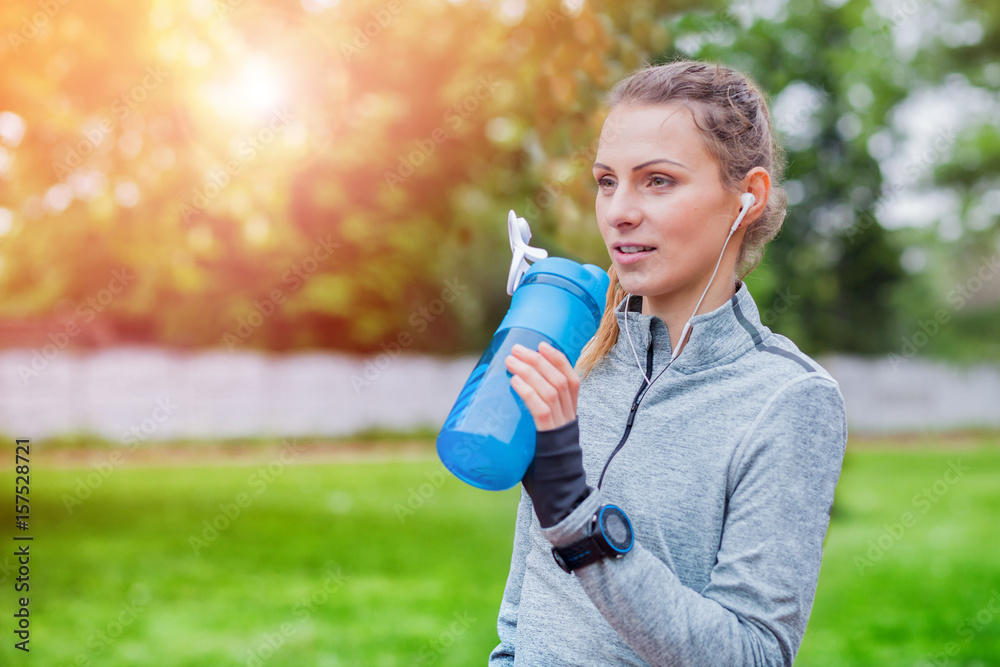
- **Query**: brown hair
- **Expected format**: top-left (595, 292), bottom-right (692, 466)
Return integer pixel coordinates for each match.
top-left (575, 59), bottom-right (788, 380)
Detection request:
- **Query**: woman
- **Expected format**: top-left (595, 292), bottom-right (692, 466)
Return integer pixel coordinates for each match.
top-left (490, 60), bottom-right (847, 666)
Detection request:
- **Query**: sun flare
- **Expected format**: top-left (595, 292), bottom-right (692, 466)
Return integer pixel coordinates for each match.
top-left (204, 54), bottom-right (286, 120)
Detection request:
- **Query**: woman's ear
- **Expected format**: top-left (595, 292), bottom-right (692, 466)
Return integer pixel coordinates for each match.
top-left (740, 167), bottom-right (771, 226)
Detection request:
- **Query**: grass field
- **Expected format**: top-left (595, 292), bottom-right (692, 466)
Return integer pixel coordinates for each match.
top-left (2, 434), bottom-right (999, 666)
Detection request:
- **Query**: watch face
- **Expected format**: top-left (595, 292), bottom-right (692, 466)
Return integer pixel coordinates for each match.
top-left (600, 505), bottom-right (633, 553)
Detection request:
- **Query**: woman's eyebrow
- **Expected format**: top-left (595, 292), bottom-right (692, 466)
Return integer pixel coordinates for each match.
top-left (632, 158), bottom-right (687, 171)
top-left (592, 158), bottom-right (688, 172)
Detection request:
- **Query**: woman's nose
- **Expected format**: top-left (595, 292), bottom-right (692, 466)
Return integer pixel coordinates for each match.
top-left (604, 188), bottom-right (642, 228)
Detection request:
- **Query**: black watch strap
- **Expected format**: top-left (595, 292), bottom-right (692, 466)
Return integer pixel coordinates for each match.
top-left (552, 535), bottom-right (604, 573)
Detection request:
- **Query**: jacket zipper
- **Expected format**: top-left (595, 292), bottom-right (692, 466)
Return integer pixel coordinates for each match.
top-left (597, 342), bottom-right (656, 489)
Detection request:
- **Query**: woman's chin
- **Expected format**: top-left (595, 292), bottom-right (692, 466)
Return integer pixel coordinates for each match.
top-left (615, 269), bottom-right (661, 297)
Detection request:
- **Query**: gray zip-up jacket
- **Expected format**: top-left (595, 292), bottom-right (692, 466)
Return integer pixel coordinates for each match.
top-left (488, 282), bottom-right (848, 666)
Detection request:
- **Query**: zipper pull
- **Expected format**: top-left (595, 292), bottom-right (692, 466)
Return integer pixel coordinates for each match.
top-left (626, 400), bottom-right (639, 428)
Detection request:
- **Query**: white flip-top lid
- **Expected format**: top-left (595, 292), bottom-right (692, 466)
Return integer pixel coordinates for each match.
top-left (506, 209), bottom-right (549, 296)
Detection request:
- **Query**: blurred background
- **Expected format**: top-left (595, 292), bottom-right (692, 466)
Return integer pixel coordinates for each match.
top-left (1, 0), bottom-right (998, 665)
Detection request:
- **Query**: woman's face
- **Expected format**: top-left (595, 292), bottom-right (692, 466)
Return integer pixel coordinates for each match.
top-left (593, 103), bottom-right (743, 312)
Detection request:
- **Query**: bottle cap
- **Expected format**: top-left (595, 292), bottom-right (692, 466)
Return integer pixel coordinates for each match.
top-left (507, 210), bottom-right (549, 296)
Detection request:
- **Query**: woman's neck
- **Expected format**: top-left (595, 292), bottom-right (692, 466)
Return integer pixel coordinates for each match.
top-left (640, 277), bottom-right (739, 356)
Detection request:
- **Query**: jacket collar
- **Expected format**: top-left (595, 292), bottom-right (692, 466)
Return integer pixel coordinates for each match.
top-left (610, 280), bottom-right (762, 375)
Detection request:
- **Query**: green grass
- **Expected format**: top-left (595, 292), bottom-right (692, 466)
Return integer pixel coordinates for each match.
top-left (797, 437), bottom-right (1000, 667)
top-left (1, 454), bottom-right (520, 667)
top-left (2, 436), bottom-right (999, 666)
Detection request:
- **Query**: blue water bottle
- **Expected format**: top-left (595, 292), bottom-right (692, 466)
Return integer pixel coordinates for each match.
top-left (437, 211), bottom-right (609, 491)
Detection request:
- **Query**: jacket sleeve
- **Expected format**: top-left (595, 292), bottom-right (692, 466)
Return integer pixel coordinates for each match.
top-left (488, 485), bottom-right (535, 665)
top-left (540, 374), bottom-right (848, 667)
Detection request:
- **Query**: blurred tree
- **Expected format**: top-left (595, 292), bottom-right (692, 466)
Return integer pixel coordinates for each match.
top-left (0, 0), bottom-right (995, 357)
top-left (665, 0), bottom-right (999, 356)
top-left (0, 0), bottom-right (696, 353)
top-left (663, 0), bottom-right (907, 354)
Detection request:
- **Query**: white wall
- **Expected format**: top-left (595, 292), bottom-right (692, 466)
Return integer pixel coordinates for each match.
top-left (1, 347), bottom-right (997, 441)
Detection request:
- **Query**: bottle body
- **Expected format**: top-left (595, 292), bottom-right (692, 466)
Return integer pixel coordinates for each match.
top-left (437, 327), bottom-right (555, 491)
top-left (437, 258), bottom-right (609, 491)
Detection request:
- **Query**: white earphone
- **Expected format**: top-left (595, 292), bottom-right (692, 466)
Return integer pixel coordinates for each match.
top-left (729, 192), bottom-right (757, 233)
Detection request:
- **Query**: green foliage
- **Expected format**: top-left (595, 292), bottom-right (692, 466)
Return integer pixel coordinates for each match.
top-left (665, 0), bottom-right (904, 353)
top-left (1, 0), bottom-right (997, 356)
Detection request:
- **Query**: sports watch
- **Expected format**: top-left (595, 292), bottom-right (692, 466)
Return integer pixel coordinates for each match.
top-left (552, 504), bottom-right (634, 573)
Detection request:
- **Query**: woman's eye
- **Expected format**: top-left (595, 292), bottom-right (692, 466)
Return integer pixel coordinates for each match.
top-left (596, 177), bottom-right (615, 189)
top-left (649, 175), bottom-right (672, 187)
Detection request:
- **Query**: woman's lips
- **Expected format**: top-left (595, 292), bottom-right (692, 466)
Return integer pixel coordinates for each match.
top-left (613, 247), bottom-right (656, 264)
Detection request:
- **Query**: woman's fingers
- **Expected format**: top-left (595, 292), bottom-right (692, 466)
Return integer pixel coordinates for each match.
top-left (510, 344), bottom-right (571, 422)
top-left (505, 342), bottom-right (578, 430)
top-left (506, 351), bottom-right (558, 429)
top-left (509, 373), bottom-right (558, 431)
top-left (538, 341), bottom-right (580, 409)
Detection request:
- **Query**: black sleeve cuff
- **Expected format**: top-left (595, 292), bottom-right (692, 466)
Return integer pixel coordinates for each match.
top-left (522, 419), bottom-right (590, 528)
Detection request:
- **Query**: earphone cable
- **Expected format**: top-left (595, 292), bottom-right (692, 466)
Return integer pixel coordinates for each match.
top-left (621, 293), bottom-right (676, 398)
top-left (620, 219), bottom-right (741, 406)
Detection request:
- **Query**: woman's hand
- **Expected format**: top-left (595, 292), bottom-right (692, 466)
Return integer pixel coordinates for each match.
top-left (506, 341), bottom-right (589, 528)
top-left (505, 341), bottom-right (580, 431)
